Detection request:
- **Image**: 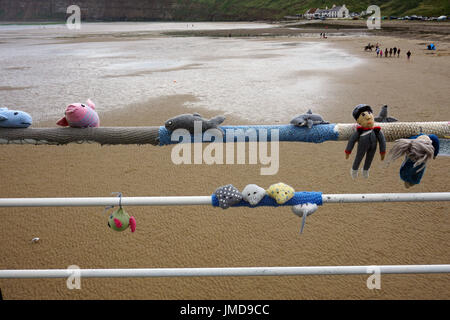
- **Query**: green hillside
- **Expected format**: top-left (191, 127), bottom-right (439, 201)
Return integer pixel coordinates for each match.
top-left (176, 0), bottom-right (450, 20)
top-left (0, 0), bottom-right (448, 21)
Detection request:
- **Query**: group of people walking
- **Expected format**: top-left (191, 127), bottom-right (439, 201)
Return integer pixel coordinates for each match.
top-left (371, 43), bottom-right (412, 60)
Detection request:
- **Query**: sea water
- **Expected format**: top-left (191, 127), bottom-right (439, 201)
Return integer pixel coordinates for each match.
top-left (0, 22), bottom-right (362, 123)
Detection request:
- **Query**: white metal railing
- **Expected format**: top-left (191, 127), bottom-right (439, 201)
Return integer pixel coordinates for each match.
top-left (0, 193), bottom-right (449, 207)
top-left (1, 265), bottom-right (450, 279)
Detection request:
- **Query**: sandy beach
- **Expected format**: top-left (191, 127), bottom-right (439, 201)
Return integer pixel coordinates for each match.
top-left (0, 22), bottom-right (449, 299)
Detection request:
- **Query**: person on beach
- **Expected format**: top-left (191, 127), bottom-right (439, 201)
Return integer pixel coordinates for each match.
top-left (389, 48), bottom-right (393, 57)
top-left (407, 50), bottom-right (412, 60)
top-left (397, 48), bottom-right (401, 57)
top-left (393, 47), bottom-right (397, 55)
top-left (320, 33), bottom-right (323, 38)
top-left (380, 49), bottom-right (383, 58)
top-left (385, 48), bottom-right (388, 58)
top-left (376, 47), bottom-right (380, 57)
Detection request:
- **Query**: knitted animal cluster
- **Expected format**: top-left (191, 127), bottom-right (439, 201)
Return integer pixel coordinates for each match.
top-left (214, 182), bottom-right (318, 234)
top-left (0, 99), bottom-right (101, 129)
top-left (214, 182), bottom-right (296, 209)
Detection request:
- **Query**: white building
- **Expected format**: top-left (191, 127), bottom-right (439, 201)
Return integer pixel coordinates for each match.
top-left (315, 8), bottom-right (330, 18)
top-left (306, 4), bottom-right (349, 19)
top-left (304, 8), bottom-right (318, 19)
top-left (329, 4), bottom-right (349, 18)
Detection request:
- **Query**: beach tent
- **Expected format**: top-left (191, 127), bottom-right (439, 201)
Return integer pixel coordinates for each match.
top-left (427, 43), bottom-right (436, 50)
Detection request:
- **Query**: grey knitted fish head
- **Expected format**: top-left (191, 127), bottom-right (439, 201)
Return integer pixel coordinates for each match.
top-left (165, 113), bottom-right (198, 132)
top-left (214, 184), bottom-right (243, 209)
top-left (165, 113), bottom-right (225, 133)
top-left (242, 184), bottom-right (266, 206)
top-left (290, 110), bottom-right (328, 128)
top-left (290, 115), bottom-right (307, 126)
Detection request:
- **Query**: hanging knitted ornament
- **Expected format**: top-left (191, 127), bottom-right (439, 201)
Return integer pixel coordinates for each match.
top-left (292, 203), bottom-right (318, 234)
top-left (108, 207), bottom-right (136, 233)
top-left (385, 134), bottom-right (439, 188)
top-left (105, 192), bottom-right (136, 232)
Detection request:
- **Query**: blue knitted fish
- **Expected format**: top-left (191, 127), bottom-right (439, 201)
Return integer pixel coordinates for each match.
top-left (0, 108), bottom-right (32, 128)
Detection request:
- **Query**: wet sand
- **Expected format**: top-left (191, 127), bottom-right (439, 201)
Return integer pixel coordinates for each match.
top-left (0, 26), bottom-right (449, 299)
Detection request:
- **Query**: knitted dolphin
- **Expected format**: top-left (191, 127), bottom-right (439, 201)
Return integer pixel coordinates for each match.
top-left (0, 108), bottom-right (32, 128)
top-left (290, 109), bottom-right (329, 129)
top-left (57, 99), bottom-right (99, 128)
top-left (165, 113), bottom-right (225, 134)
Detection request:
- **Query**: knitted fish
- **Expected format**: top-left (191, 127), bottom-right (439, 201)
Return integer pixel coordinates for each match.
top-left (57, 99), bottom-right (99, 128)
top-left (165, 113), bottom-right (225, 134)
top-left (290, 109), bottom-right (329, 129)
top-left (107, 207), bottom-right (136, 233)
top-left (266, 183), bottom-right (295, 205)
top-left (242, 184), bottom-right (266, 206)
top-left (0, 108), bottom-right (32, 128)
top-left (214, 184), bottom-right (243, 209)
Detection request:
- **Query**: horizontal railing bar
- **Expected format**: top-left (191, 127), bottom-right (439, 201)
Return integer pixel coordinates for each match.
top-left (0, 193), bottom-right (449, 207)
top-left (1, 265), bottom-right (449, 279)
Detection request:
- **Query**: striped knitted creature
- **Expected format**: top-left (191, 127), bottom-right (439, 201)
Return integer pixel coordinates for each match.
top-left (57, 99), bottom-right (99, 128)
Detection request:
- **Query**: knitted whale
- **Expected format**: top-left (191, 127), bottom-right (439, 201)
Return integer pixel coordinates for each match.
top-left (290, 109), bottom-right (329, 129)
top-left (57, 99), bottom-right (99, 128)
top-left (0, 108), bottom-right (32, 128)
top-left (165, 113), bottom-right (225, 134)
